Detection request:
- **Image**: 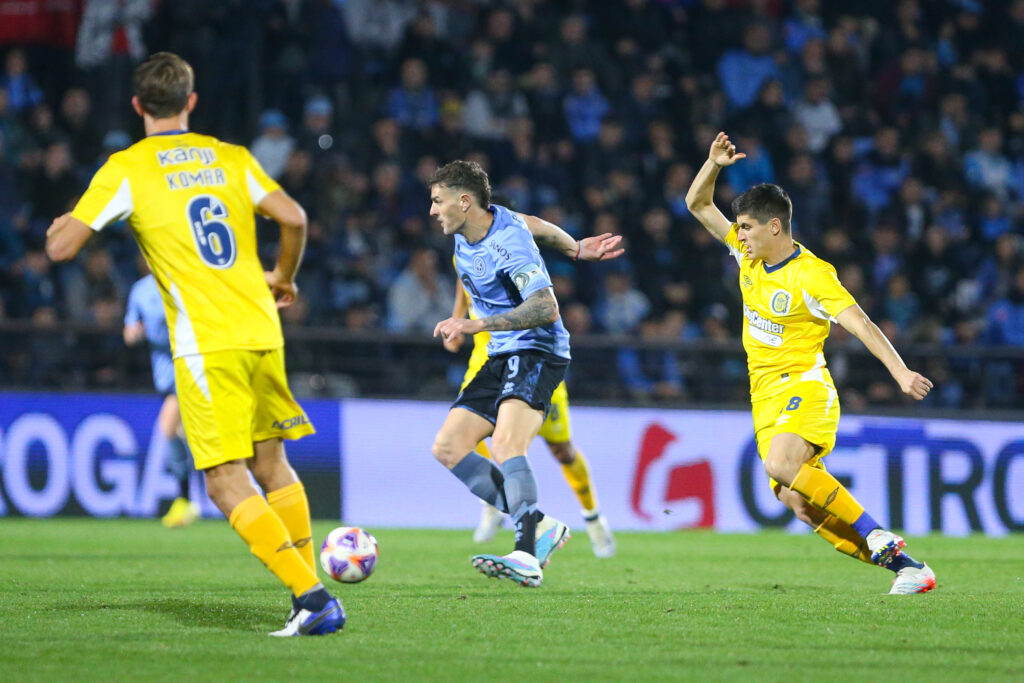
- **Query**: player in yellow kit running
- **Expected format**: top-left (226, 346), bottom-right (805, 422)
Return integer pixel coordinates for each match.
top-left (45, 52), bottom-right (344, 634)
top-left (445, 245), bottom-right (616, 558)
top-left (685, 132), bottom-right (936, 594)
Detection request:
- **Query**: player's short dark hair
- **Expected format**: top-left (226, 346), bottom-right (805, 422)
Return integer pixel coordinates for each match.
top-left (133, 52), bottom-right (194, 119)
top-left (428, 160), bottom-right (492, 207)
top-left (731, 183), bottom-right (793, 233)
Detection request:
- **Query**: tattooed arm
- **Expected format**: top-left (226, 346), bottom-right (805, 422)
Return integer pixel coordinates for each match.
top-left (480, 287), bottom-right (559, 331)
top-left (433, 288), bottom-right (559, 341)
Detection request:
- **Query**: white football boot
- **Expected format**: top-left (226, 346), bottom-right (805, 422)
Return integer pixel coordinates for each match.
top-left (889, 563), bottom-right (936, 595)
top-left (473, 502), bottom-right (504, 543)
top-left (584, 513), bottom-right (616, 558)
top-left (866, 529), bottom-right (906, 567)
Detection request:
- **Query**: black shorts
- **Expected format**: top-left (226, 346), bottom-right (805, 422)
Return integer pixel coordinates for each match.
top-left (452, 350), bottom-right (569, 424)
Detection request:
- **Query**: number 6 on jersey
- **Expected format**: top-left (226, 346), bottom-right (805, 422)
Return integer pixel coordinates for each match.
top-left (187, 194), bottom-right (236, 268)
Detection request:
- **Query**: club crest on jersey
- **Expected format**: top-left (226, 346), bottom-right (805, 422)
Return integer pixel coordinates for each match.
top-left (472, 255), bottom-right (486, 276)
top-left (769, 290), bottom-right (792, 315)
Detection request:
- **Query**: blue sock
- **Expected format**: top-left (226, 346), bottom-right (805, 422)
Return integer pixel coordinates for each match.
top-left (450, 453), bottom-right (508, 512)
top-left (167, 436), bottom-right (191, 499)
top-left (851, 511), bottom-right (881, 539)
top-left (500, 456), bottom-right (539, 555)
top-left (295, 585), bottom-right (330, 612)
top-left (886, 551), bottom-right (925, 573)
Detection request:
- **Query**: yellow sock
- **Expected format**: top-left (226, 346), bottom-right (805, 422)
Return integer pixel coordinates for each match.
top-left (790, 463), bottom-right (865, 525)
top-left (475, 439), bottom-right (491, 459)
top-left (228, 494), bottom-right (320, 597)
top-left (814, 514), bottom-right (874, 565)
top-left (560, 448), bottom-right (597, 513)
top-left (267, 482), bottom-right (315, 572)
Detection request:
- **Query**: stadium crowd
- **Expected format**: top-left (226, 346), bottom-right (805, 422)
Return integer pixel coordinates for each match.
top-left (0, 0), bottom-right (1023, 406)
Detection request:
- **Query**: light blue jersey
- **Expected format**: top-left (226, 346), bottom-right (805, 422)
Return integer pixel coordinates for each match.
top-left (453, 204), bottom-right (570, 359)
top-left (125, 275), bottom-right (175, 394)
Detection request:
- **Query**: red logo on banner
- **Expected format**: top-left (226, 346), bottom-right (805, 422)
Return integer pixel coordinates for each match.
top-left (631, 423), bottom-right (715, 527)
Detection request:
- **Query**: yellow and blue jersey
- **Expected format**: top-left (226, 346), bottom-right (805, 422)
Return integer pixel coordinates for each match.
top-left (724, 224), bottom-right (857, 401)
top-left (71, 131), bottom-right (284, 358)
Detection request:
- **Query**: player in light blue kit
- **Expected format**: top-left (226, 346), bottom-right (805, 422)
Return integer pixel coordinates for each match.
top-left (429, 160), bottom-right (622, 587)
top-left (124, 265), bottom-right (199, 528)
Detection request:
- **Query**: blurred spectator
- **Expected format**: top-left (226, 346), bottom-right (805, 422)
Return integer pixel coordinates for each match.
top-left (792, 77), bottom-right (841, 154)
top-left (595, 270), bottom-right (650, 334)
top-left (75, 0), bottom-right (151, 129)
top-left (386, 58), bottom-right (439, 132)
top-left (1, 49), bottom-right (43, 114)
top-left (385, 247), bottom-right (452, 333)
top-left (295, 96), bottom-right (336, 166)
top-left (618, 315), bottom-right (685, 401)
top-left (58, 88), bottom-right (103, 169)
top-left (563, 68), bottom-right (609, 143)
top-left (462, 68), bottom-right (528, 141)
top-left (986, 266), bottom-right (1024, 345)
top-left (717, 24), bottom-right (780, 110)
top-left (964, 127), bottom-right (1014, 200)
top-left (251, 110), bottom-right (293, 179)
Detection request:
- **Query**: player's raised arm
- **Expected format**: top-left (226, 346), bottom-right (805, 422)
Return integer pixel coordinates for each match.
top-left (685, 131), bottom-right (746, 244)
top-left (835, 304), bottom-right (934, 400)
top-left (518, 212), bottom-right (625, 262)
top-left (257, 189), bottom-right (307, 309)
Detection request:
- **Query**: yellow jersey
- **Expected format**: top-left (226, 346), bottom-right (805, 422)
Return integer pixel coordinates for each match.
top-left (724, 224), bottom-right (856, 400)
top-left (71, 131), bottom-right (284, 358)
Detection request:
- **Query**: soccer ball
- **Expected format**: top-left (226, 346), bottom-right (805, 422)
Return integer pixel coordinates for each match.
top-left (320, 526), bottom-right (379, 583)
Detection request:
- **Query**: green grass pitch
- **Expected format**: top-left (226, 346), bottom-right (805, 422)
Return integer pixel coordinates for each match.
top-left (1, 519), bottom-right (1022, 682)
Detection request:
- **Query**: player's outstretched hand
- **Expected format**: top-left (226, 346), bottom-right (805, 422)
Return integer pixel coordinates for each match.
top-left (265, 269), bottom-right (298, 309)
top-left (709, 132), bottom-right (746, 167)
top-left (434, 317), bottom-right (483, 343)
top-left (895, 368), bottom-right (933, 400)
top-left (578, 233), bottom-right (625, 262)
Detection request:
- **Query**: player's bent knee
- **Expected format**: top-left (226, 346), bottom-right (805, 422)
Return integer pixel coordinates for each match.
top-left (547, 440), bottom-right (575, 464)
top-left (763, 453), bottom-right (797, 487)
top-left (431, 432), bottom-right (466, 468)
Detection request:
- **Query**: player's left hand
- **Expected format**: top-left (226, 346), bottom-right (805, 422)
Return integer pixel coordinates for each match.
top-left (265, 269), bottom-right (298, 308)
top-left (895, 368), bottom-right (933, 400)
top-left (45, 212), bottom-right (72, 238)
top-left (434, 317), bottom-right (483, 343)
top-left (577, 233), bottom-right (625, 261)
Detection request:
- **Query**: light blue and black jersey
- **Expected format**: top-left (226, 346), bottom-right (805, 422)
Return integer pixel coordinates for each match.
top-left (125, 275), bottom-right (175, 394)
top-left (453, 204), bottom-right (571, 359)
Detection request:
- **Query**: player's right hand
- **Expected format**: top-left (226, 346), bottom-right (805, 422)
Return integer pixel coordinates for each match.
top-left (265, 269), bottom-right (298, 308)
top-left (442, 332), bottom-right (464, 352)
top-left (895, 368), bottom-right (934, 401)
top-left (709, 132), bottom-right (746, 167)
top-left (123, 322), bottom-right (145, 346)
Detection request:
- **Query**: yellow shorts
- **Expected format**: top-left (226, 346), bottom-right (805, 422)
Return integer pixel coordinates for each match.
top-left (462, 346), bottom-right (572, 444)
top-left (174, 348), bottom-right (315, 470)
top-left (752, 378), bottom-right (839, 490)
